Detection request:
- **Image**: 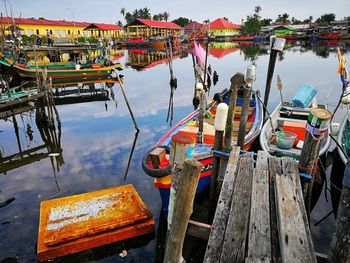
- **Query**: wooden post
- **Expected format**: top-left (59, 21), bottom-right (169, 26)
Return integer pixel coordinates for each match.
top-left (299, 108), bottom-right (332, 216)
top-left (237, 85), bottom-right (252, 148)
top-left (163, 159), bottom-right (203, 263)
top-left (216, 73), bottom-right (245, 194)
top-left (328, 163), bottom-right (350, 263)
top-left (263, 37), bottom-right (285, 113)
top-left (209, 103), bottom-right (228, 220)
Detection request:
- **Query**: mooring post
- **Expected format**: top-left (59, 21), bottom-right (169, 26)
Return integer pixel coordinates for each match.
top-left (263, 37), bottom-right (286, 113)
top-left (209, 102), bottom-right (228, 220)
top-left (196, 83), bottom-right (206, 144)
top-left (299, 108), bottom-right (332, 217)
top-left (216, 73), bottom-right (245, 194)
top-left (328, 162), bottom-right (350, 263)
top-left (237, 86), bottom-right (252, 148)
top-left (163, 159), bottom-right (203, 263)
top-left (167, 133), bottom-right (195, 229)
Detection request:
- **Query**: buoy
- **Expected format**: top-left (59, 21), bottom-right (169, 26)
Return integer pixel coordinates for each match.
top-left (214, 103), bottom-right (228, 131)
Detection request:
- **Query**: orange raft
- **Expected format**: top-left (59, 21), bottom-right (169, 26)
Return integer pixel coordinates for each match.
top-left (37, 184), bottom-right (154, 261)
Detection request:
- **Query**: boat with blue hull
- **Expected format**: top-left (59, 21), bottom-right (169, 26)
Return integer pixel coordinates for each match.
top-left (142, 87), bottom-right (263, 213)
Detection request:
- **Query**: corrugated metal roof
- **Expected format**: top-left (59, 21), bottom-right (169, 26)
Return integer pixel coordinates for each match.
top-left (129, 18), bottom-right (183, 29)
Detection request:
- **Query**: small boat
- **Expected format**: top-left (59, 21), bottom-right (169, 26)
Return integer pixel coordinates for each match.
top-left (0, 59), bottom-right (123, 80)
top-left (142, 87), bottom-right (263, 213)
top-left (0, 88), bottom-right (43, 111)
top-left (259, 101), bottom-right (331, 159)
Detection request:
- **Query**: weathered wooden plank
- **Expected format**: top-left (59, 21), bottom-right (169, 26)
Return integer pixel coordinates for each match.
top-left (186, 220), bottom-right (211, 240)
top-left (245, 257), bottom-right (271, 263)
top-left (268, 157), bottom-right (282, 263)
top-left (246, 151), bottom-right (271, 262)
top-left (220, 153), bottom-right (254, 263)
top-left (203, 146), bottom-right (241, 263)
top-left (274, 157), bottom-right (317, 263)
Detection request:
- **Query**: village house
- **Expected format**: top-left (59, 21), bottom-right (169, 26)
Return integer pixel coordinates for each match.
top-left (204, 18), bottom-right (241, 38)
top-left (0, 17), bottom-right (123, 39)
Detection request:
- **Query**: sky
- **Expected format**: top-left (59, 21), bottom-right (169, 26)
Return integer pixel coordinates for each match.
top-left (3, 0), bottom-right (349, 24)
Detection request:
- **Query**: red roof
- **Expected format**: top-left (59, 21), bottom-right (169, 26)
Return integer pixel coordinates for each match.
top-left (84, 23), bottom-right (123, 31)
top-left (184, 21), bottom-right (203, 31)
top-left (133, 19), bottom-right (183, 29)
top-left (0, 17), bottom-right (117, 28)
top-left (209, 47), bottom-right (239, 58)
top-left (205, 18), bottom-right (240, 30)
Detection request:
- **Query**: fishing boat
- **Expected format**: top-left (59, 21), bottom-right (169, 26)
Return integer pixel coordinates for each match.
top-left (142, 87), bottom-right (263, 213)
top-left (259, 100), bottom-right (331, 159)
top-left (0, 59), bottom-right (123, 80)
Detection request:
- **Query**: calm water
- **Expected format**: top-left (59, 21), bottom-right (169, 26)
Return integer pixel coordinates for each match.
top-left (0, 41), bottom-right (349, 262)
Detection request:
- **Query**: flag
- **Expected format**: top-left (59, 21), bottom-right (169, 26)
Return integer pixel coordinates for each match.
top-left (194, 40), bottom-right (206, 66)
top-left (337, 47), bottom-right (348, 89)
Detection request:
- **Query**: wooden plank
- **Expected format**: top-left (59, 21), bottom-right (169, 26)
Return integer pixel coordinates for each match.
top-left (40, 184), bottom-right (152, 246)
top-left (220, 153), bottom-right (254, 263)
top-left (186, 220), bottom-right (212, 240)
top-left (203, 146), bottom-right (241, 263)
top-left (38, 218), bottom-right (154, 261)
top-left (246, 151), bottom-right (271, 262)
top-left (245, 257), bottom-right (271, 263)
top-left (268, 157), bottom-right (282, 262)
top-left (274, 158), bottom-right (316, 263)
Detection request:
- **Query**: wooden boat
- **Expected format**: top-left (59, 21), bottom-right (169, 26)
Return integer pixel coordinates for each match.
top-left (142, 88), bottom-right (263, 213)
top-left (259, 101), bottom-right (331, 159)
top-left (0, 89), bottom-right (44, 111)
top-left (0, 59), bottom-right (123, 80)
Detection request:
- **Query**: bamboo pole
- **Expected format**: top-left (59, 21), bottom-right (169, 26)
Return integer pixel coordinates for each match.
top-left (163, 159), bottom-right (203, 263)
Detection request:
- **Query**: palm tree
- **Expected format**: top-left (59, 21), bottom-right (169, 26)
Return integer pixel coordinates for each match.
top-left (163, 11), bottom-right (170, 22)
top-left (142, 7), bottom-right (151, 19)
top-left (120, 8), bottom-right (126, 17)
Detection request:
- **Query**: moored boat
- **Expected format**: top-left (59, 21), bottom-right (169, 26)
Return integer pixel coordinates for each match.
top-left (142, 87), bottom-right (263, 213)
top-left (0, 59), bottom-right (123, 80)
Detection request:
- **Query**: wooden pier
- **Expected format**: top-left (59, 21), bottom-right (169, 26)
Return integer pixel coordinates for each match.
top-left (204, 149), bottom-right (316, 263)
top-left (163, 147), bottom-right (319, 263)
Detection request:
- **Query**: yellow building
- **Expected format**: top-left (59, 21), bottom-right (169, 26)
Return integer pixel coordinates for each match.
top-left (0, 17), bottom-right (123, 38)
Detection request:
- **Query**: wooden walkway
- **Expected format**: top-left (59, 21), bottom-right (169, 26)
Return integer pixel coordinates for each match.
top-left (203, 148), bottom-right (317, 263)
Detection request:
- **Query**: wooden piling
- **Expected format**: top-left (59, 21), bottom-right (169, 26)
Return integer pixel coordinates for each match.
top-left (299, 108), bottom-right (332, 216)
top-left (216, 73), bottom-right (245, 194)
top-left (163, 159), bottom-right (203, 263)
top-left (237, 85), bottom-right (252, 148)
top-left (328, 164), bottom-right (350, 263)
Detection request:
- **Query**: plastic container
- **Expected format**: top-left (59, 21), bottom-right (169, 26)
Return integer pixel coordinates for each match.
top-left (275, 131), bottom-right (297, 150)
top-left (292, 85), bottom-right (317, 108)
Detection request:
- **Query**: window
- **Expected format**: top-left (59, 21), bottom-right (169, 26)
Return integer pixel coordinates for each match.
top-left (27, 29), bottom-right (34, 36)
top-left (54, 30), bottom-right (59, 36)
top-left (36, 29), bottom-right (39, 35)
top-left (68, 30), bottom-right (71, 35)
top-left (50, 29), bottom-right (53, 34)
top-left (61, 30), bottom-right (66, 37)
top-left (78, 30), bottom-right (80, 35)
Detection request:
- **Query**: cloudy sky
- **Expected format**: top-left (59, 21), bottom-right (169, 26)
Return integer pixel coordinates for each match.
top-left (4, 0), bottom-right (349, 24)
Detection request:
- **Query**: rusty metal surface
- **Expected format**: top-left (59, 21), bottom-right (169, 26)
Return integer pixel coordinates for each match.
top-left (39, 184), bottom-right (153, 246)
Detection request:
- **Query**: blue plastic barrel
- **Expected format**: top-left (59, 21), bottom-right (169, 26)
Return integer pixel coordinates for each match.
top-left (292, 85), bottom-right (317, 108)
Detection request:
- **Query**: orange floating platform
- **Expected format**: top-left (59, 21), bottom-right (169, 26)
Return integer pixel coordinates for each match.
top-left (37, 184), bottom-right (154, 261)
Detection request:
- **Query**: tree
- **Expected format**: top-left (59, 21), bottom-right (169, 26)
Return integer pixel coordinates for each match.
top-left (316, 13), bottom-right (336, 26)
top-left (223, 17), bottom-right (228, 21)
top-left (163, 11), bottom-right (170, 22)
top-left (241, 6), bottom-right (262, 35)
top-left (260, 18), bottom-right (272, 26)
top-left (120, 8), bottom-right (126, 17)
top-left (117, 20), bottom-right (123, 27)
top-left (172, 17), bottom-right (190, 27)
top-left (275, 13), bottom-right (290, 24)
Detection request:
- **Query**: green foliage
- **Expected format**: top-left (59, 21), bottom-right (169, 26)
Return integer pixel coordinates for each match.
top-left (241, 5), bottom-right (262, 35)
top-left (275, 13), bottom-right (290, 24)
top-left (260, 18), bottom-right (272, 26)
top-left (316, 13), bottom-right (336, 26)
top-left (120, 7), bottom-right (170, 24)
top-left (172, 17), bottom-right (190, 27)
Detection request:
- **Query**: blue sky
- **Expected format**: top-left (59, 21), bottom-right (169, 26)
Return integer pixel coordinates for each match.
top-left (3, 0), bottom-right (349, 24)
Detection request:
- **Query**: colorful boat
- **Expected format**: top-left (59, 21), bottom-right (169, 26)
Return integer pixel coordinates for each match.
top-left (0, 59), bottom-right (123, 80)
top-left (142, 88), bottom-right (263, 213)
top-left (259, 101), bottom-right (331, 159)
